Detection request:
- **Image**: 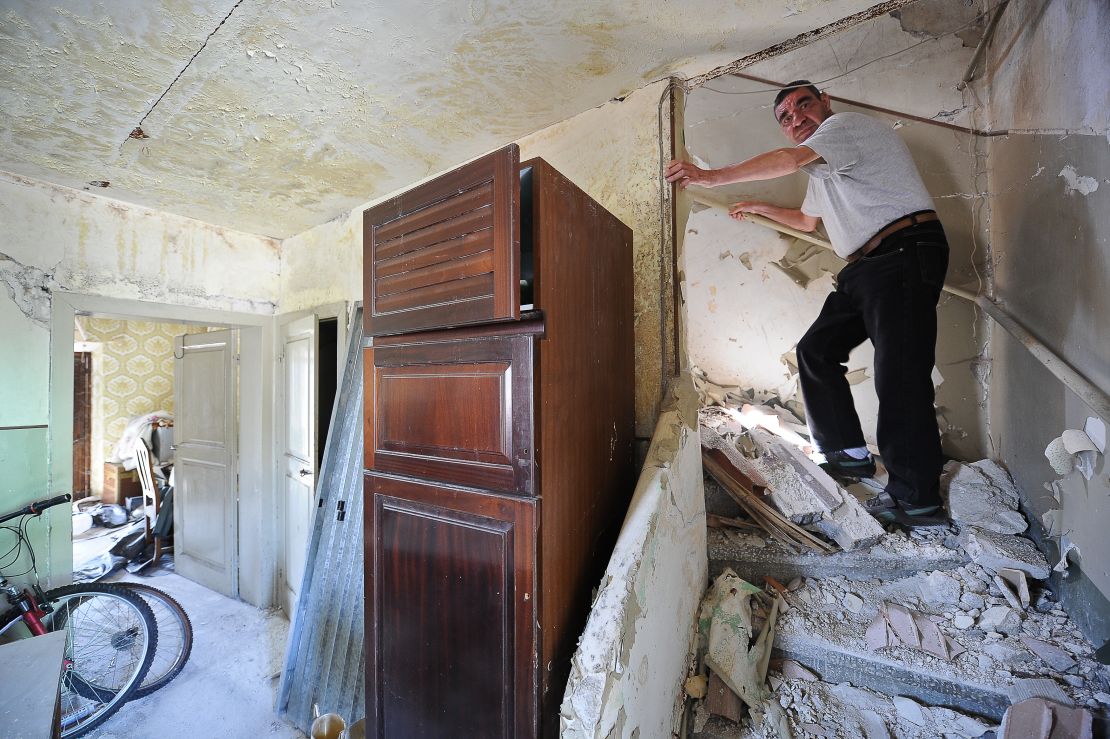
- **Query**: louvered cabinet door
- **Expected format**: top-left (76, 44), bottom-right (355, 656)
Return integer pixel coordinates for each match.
top-left (364, 145), bottom-right (521, 336)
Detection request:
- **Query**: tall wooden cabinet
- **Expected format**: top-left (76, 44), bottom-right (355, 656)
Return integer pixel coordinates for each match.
top-left (363, 145), bottom-right (634, 737)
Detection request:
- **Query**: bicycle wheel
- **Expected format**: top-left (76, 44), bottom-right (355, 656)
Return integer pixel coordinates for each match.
top-left (120, 582), bottom-right (193, 698)
top-left (0, 583), bottom-right (158, 737)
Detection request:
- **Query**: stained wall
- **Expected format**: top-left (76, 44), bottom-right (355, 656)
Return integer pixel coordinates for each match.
top-left (982, 0), bottom-right (1110, 647)
top-left (0, 171), bottom-right (279, 588)
top-left (282, 80), bottom-right (673, 438)
top-left (679, 4), bottom-right (990, 463)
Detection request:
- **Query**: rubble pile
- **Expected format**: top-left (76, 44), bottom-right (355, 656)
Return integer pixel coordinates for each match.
top-left (689, 393), bottom-right (1106, 738)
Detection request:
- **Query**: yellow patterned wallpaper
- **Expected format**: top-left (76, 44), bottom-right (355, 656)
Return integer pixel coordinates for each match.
top-left (74, 317), bottom-right (214, 496)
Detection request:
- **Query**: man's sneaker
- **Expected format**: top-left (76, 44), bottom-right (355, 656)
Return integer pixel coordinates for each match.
top-left (820, 450), bottom-right (876, 480)
top-left (868, 495), bottom-right (948, 528)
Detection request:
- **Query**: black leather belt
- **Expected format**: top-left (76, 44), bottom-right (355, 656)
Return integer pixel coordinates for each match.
top-left (846, 211), bottom-right (939, 263)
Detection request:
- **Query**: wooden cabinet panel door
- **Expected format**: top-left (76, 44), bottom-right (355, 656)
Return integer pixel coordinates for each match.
top-left (365, 331), bottom-right (535, 495)
top-left (364, 474), bottom-right (537, 738)
top-left (364, 145), bottom-right (521, 336)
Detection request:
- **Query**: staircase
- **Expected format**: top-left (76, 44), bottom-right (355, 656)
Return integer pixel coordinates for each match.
top-left (692, 472), bottom-right (1110, 738)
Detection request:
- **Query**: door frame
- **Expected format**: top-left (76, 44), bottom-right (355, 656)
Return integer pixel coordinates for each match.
top-left (274, 301), bottom-right (348, 614)
top-left (49, 292), bottom-right (277, 607)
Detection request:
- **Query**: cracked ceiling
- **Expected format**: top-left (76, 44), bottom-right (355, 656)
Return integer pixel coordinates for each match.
top-left (0, 0), bottom-right (885, 239)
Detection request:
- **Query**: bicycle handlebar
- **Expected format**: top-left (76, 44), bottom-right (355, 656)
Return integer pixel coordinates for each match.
top-left (0, 493), bottom-right (72, 524)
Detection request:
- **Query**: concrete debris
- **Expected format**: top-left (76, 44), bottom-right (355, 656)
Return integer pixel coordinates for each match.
top-left (1020, 636), bottom-right (1077, 672)
top-left (867, 603), bottom-right (965, 661)
top-left (844, 592), bottom-right (864, 614)
top-left (917, 570), bottom-right (962, 607)
top-left (959, 526), bottom-right (1051, 580)
top-left (701, 569), bottom-right (782, 711)
top-left (1007, 678), bottom-right (1074, 706)
top-left (977, 605), bottom-right (1021, 635)
top-left (732, 676), bottom-right (994, 739)
top-left (746, 428), bottom-right (884, 550)
top-left (747, 428), bottom-right (837, 523)
top-left (779, 660), bottom-right (818, 682)
top-left (994, 568), bottom-right (1031, 609)
top-left (892, 695), bottom-right (928, 725)
top-left (999, 697), bottom-right (1093, 739)
top-left (944, 460), bottom-right (1027, 534)
top-left (953, 614), bottom-right (976, 629)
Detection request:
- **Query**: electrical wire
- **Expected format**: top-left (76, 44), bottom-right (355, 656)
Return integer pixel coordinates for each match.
top-left (694, 1), bottom-right (1002, 97)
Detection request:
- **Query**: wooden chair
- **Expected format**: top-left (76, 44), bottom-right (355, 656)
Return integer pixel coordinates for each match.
top-left (133, 438), bottom-right (170, 562)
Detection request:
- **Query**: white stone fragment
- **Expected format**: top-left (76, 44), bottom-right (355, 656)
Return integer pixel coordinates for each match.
top-left (1020, 636), bottom-right (1077, 672)
top-left (1006, 678), bottom-right (1073, 706)
top-left (844, 592), bottom-right (864, 614)
top-left (944, 460), bottom-right (1026, 534)
top-left (892, 695), bottom-right (928, 726)
top-left (960, 527), bottom-right (1051, 579)
top-left (953, 614), bottom-right (975, 629)
top-left (978, 605), bottom-right (1020, 634)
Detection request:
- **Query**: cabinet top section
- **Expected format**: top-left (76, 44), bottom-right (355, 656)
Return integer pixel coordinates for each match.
top-left (363, 145), bottom-right (521, 338)
top-left (363, 145), bottom-right (631, 339)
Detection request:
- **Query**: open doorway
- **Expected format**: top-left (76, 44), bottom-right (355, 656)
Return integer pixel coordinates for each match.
top-left (70, 316), bottom-right (225, 588)
top-left (50, 293), bottom-right (275, 607)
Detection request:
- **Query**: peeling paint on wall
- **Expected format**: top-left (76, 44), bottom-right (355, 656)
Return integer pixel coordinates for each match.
top-left (1058, 165), bottom-right (1099, 196)
top-left (0, 251), bottom-right (57, 326)
top-left (560, 373), bottom-right (706, 738)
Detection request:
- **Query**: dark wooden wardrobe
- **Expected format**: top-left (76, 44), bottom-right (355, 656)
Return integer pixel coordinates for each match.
top-left (362, 144), bottom-right (635, 738)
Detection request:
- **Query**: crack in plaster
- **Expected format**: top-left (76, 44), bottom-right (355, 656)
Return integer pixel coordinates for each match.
top-left (128, 0), bottom-right (247, 143)
top-left (0, 251), bottom-right (59, 327)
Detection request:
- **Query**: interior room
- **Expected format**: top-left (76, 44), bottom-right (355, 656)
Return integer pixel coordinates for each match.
top-left (0, 0), bottom-right (1107, 737)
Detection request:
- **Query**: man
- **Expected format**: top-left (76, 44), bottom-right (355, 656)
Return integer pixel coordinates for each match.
top-left (666, 80), bottom-right (949, 527)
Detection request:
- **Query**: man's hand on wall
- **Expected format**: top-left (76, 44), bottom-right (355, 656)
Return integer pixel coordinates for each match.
top-left (665, 159), bottom-right (715, 188)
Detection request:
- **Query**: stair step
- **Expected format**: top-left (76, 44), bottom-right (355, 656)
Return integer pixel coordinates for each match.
top-left (707, 526), bottom-right (968, 584)
top-left (703, 542), bottom-right (1107, 730)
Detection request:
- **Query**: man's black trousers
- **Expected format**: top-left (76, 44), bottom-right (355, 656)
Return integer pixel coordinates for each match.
top-left (796, 221), bottom-right (949, 507)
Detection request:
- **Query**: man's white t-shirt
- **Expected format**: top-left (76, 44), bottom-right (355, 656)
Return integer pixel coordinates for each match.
top-left (800, 112), bottom-right (935, 259)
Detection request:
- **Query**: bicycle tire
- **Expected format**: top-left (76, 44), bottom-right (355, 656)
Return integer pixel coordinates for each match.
top-left (0, 582), bottom-right (158, 738)
top-left (119, 582), bottom-right (193, 698)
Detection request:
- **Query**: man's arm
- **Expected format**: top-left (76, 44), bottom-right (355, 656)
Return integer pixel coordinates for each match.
top-left (665, 146), bottom-right (821, 188)
top-left (728, 201), bottom-right (820, 233)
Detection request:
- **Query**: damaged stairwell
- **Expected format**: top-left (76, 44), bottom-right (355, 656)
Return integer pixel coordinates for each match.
top-left (683, 392), bottom-right (1110, 739)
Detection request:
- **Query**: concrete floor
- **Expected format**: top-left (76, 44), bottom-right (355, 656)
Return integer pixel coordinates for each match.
top-left (83, 568), bottom-right (307, 739)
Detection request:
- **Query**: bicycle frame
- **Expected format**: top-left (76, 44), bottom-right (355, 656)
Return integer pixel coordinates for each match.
top-left (1, 575), bottom-right (50, 636)
top-left (0, 493), bottom-right (72, 637)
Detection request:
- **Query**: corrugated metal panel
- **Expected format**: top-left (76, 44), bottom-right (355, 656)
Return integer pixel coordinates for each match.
top-left (278, 307), bottom-right (365, 731)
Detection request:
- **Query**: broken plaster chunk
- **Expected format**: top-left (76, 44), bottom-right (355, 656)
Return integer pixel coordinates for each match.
top-left (892, 695), bottom-right (928, 726)
top-left (953, 614), bottom-right (975, 629)
top-left (778, 660), bottom-right (819, 683)
top-left (960, 527), bottom-right (1051, 580)
top-left (978, 605), bottom-right (1021, 634)
top-left (995, 568), bottom-right (1031, 609)
top-left (1045, 436), bottom-right (1075, 476)
top-left (945, 460), bottom-right (1027, 534)
top-left (1007, 678), bottom-right (1074, 707)
top-left (918, 570), bottom-right (962, 607)
top-left (843, 592), bottom-right (864, 614)
top-left (1020, 636), bottom-right (1077, 672)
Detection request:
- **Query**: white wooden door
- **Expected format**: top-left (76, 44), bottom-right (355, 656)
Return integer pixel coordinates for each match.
top-left (280, 315), bottom-right (316, 616)
top-left (173, 329), bottom-right (238, 597)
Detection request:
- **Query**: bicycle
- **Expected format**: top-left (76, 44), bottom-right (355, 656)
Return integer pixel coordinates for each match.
top-left (0, 494), bottom-right (158, 737)
top-left (119, 581), bottom-right (193, 698)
